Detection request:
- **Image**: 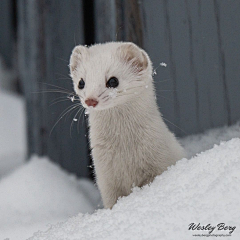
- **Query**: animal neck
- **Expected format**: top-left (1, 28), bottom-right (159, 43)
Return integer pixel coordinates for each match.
top-left (88, 83), bottom-right (161, 134)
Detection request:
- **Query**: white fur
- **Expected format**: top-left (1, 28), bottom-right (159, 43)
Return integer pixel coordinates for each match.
top-left (70, 42), bottom-right (185, 209)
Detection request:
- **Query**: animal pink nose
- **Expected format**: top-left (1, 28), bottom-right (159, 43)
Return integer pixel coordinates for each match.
top-left (85, 98), bottom-right (98, 107)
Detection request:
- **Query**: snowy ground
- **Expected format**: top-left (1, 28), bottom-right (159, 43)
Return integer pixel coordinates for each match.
top-left (0, 156), bottom-right (101, 240)
top-left (1, 88), bottom-right (240, 240)
top-left (180, 122), bottom-right (240, 158)
top-left (29, 138), bottom-right (240, 240)
top-left (1, 63), bottom-right (240, 239)
top-left (0, 90), bottom-right (26, 178)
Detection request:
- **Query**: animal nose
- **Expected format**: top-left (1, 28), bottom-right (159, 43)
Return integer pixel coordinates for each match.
top-left (85, 98), bottom-right (98, 107)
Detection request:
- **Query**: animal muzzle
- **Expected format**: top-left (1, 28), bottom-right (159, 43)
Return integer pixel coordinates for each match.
top-left (85, 98), bottom-right (98, 107)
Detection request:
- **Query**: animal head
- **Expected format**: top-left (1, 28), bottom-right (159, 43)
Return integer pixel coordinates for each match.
top-left (69, 42), bottom-right (153, 110)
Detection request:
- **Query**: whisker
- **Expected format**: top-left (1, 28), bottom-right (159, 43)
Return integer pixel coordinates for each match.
top-left (55, 73), bottom-right (72, 80)
top-left (68, 94), bottom-right (83, 101)
top-left (81, 107), bottom-right (87, 127)
top-left (158, 78), bottom-right (171, 83)
top-left (103, 97), bottom-right (110, 103)
top-left (70, 106), bottom-right (83, 138)
top-left (39, 82), bottom-right (72, 92)
top-left (115, 26), bottom-right (122, 41)
top-left (116, 92), bottom-right (135, 98)
top-left (128, 78), bottom-right (170, 86)
top-left (58, 103), bottom-right (81, 118)
top-left (128, 79), bottom-right (143, 83)
top-left (49, 94), bottom-right (81, 107)
top-left (56, 77), bottom-right (72, 81)
top-left (118, 84), bottom-right (146, 93)
top-left (50, 95), bottom-right (68, 103)
top-left (33, 89), bottom-right (77, 96)
top-left (64, 98), bottom-right (83, 122)
top-left (153, 62), bottom-right (167, 74)
top-left (49, 103), bottom-right (80, 136)
top-left (49, 98), bottom-right (72, 106)
top-left (98, 89), bottom-right (107, 98)
top-left (77, 107), bottom-right (85, 133)
top-left (101, 95), bottom-right (109, 100)
top-left (156, 95), bottom-right (174, 103)
top-left (64, 104), bottom-right (79, 123)
top-left (74, 32), bottom-right (77, 46)
top-left (162, 117), bottom-right (187, 134)
top-left (159, 90), bottom-right (176, 92)
top-left (57, 57), bottom-right (69, 63)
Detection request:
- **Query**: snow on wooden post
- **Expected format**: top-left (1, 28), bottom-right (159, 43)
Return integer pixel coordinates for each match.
top-left (18, 0), bottom-right (90, 177)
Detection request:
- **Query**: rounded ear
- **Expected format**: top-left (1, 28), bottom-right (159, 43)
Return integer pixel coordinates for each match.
top-left (69, 45), bottom-right (88, 74)
top-left (117, 42), bottom-right (150, 72)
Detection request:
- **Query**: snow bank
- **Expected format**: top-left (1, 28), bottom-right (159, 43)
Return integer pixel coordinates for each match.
top-left (0, 90), bottom-right (26, 177)
top-left (29, 138), bottom-right (240, 240)
top-left (180, 121), bottom-right (240, 158)
top-left (1, 73), bottom-right (240, 239)
top-left (0, 56), bottom-right (17, 91)
top-left (0, 156), bottom-right (101, 240)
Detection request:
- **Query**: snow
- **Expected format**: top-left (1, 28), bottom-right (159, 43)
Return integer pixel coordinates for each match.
top-left (0, 62), bottom-right (102, 239)
top-left (108, 88), bottom-right (118, 98)
top-left (0, 56), bottom-right (17, 91)
top-left (84, 108), bottom-right (89, 115)
top-left (0, 91), bottom-right (26, 178)
top-left (180, 121), bottom-right (240, 158)
top-left (0, 57), bottom-right (26, 178)
top-left (0, 156), bottom-right (101, 240)
top-left (160, 62), bottom-right (167, 67)
top-left (68, 96), bottom-right (75, 102)
top-left (1, 59), bottom-right (240, 239)
top-left (28, 138), bottom-right (240, 240)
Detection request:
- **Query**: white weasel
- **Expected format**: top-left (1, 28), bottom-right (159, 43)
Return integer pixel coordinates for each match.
top-left (69, 42), bottom-right (185, 209)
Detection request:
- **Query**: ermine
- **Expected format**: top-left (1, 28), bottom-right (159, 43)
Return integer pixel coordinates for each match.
top-left (69, 42), bottom-right (185, 209)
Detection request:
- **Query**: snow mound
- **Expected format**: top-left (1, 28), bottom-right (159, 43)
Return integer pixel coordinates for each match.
top-left (0, 90), bottom-right (26, 177)
top-left (29, 138), bottom-right (240, 240)
top-left (0, 156), bottom-right (101, 240)
top-left (0, 56), bottom-right (17, 91)
top-left (180, 121), bottom-right (240, 158)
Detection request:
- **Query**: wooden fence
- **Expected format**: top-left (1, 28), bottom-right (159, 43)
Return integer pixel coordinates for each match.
top-left (18, 0), bottom-right (89, 177)
top-left (13, 0), bottom-right (240, 177)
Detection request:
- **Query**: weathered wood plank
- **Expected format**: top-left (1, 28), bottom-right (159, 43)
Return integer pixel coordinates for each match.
top-left (198, 1), bottom-right (227, 130)
top-left (95, 0), bottom-right (144, 46)
top-left (94, 0), bottom-right (117, 42)
top-left (216, 1), bottom-right (240, 125)
top-left (142, 0), bottom-right (240, 136)
top-left (0, 0), bottom-right (15, 67)
top-left (142, 0), bottom-right (175, 133)
top-left (18, 0), bottom-right (89, 177)
top-left (123, 1), bottom-right (144, 47)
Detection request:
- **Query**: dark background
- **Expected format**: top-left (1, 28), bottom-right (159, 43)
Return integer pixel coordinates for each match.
top-left (1, 0), bottom-right (240, 178)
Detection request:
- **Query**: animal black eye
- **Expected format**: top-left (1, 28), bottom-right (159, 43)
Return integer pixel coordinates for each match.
top-left (78, 78), bottom-right (85, 89)
top-left (106, 77), bottom-right (119, 88)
